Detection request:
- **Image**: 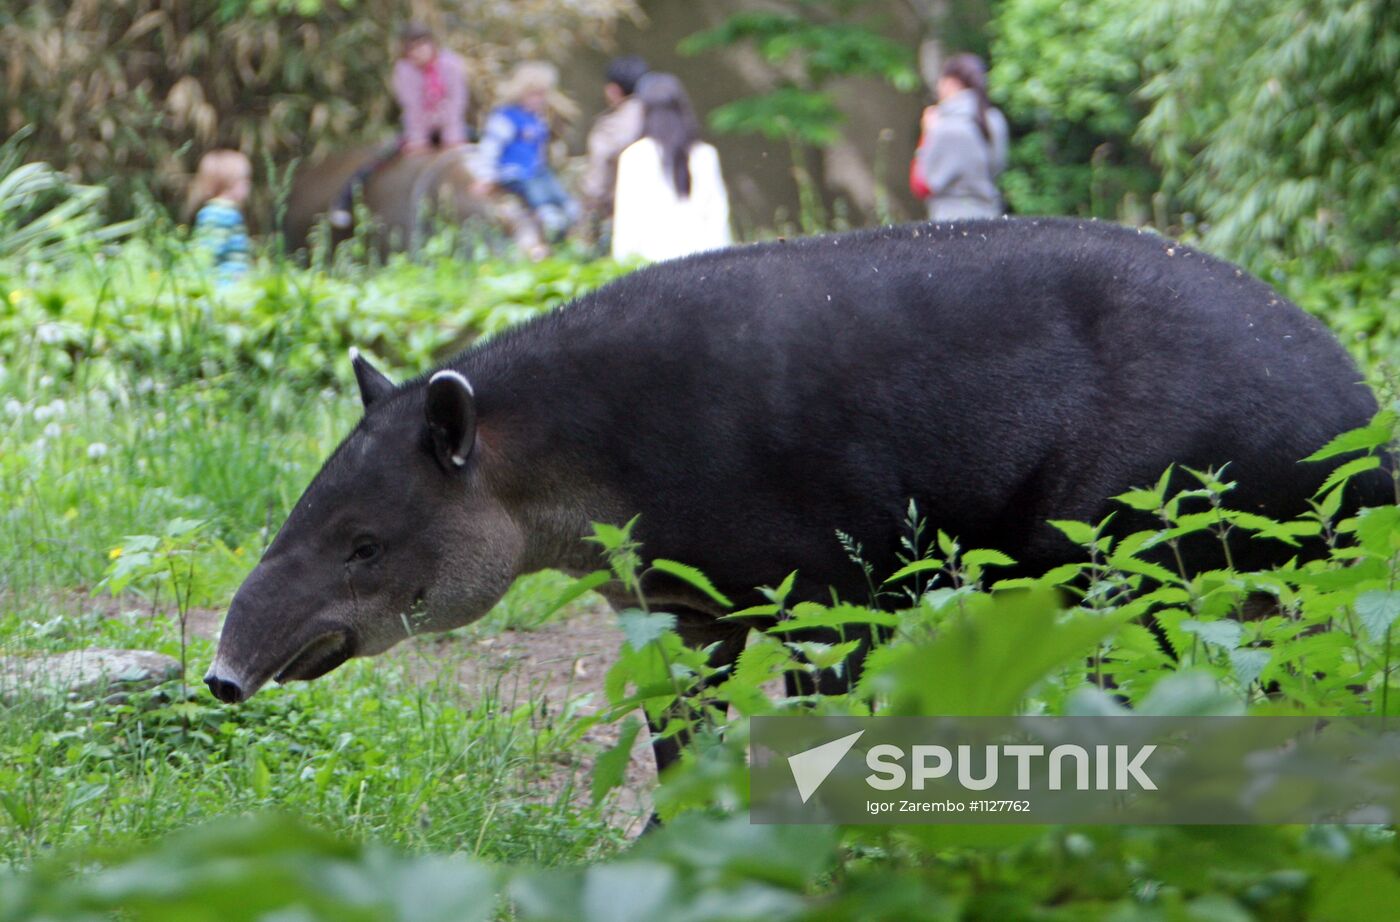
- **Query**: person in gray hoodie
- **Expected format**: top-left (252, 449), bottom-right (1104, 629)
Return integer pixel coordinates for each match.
top-left (916, 53), bottom-right (1009, 221)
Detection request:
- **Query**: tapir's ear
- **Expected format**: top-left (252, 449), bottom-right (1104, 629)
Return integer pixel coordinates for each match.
top-left (425, 370), bottom-right (477, 471)
top-left (350, 347), bottom-right (395, 409)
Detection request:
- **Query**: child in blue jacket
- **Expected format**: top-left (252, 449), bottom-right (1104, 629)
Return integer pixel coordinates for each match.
top-left (188, 150), bottom-right (252, 285)
top-left (472, 62), bottom-right (579, 255)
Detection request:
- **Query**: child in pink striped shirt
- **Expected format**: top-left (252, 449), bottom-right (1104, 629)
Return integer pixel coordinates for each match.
top-left (331, 23), bottom-right (469, 228)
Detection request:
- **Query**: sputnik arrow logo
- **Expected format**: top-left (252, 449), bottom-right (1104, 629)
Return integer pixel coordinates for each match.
top-left (787, 730), bottom-right (866, 803)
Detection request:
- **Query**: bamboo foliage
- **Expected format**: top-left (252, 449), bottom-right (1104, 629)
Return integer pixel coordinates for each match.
top-left (0, 0), bottom-right (638, 218)
top-left (1132, 0), bottom-right (1398, 269)
top-left (0, 131), bottom-right (140, 263)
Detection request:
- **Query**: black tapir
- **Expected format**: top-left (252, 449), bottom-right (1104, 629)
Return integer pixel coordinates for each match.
top-left (206, 218), bottom-right (1387, 770)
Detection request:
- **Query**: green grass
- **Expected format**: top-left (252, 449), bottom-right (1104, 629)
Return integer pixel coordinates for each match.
top-left (0, 234), bottom-right (631, 873)
top-left (3, 223), bottom-right (1400, 918)
top-left (0, 643), bottom-right (622, 867)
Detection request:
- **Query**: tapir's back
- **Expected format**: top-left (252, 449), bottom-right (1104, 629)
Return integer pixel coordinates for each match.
top-left (463, 219), bottom-right (1383, 601)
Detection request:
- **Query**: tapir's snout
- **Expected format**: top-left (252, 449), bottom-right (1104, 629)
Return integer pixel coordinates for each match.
top-left (206, 562), bottom-right (364, 704)
top-left (204, 672), bottom-right (246, 704)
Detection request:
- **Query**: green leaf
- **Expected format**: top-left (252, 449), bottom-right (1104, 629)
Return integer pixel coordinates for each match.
top-left (707, 89), bottom-right (845, 145)
top-left (591, 716), bottom-right (643, 806)
top-left (373, 855), bottom-right (500, 922)
top-left (1314, 454), bottom-right (1381, 496)
top-left (1107, 550), bottom-right (1178, 583)
top-left (251, 756), bottom-right (271, 798)
top-left (1049, 519), bottom-right (1097, 546)
top-left (1355, 590), bottom-right (1400, 642)
top-left (617, 610), bottom-right (677, 652)
top-left (723, 603), bottom-right (780, 621)
top-left (1180, 618), bottom-right (1244, 651)
top-left (1115, 487), bottom-right (1165, 512)
top-left (1315, 483), bottom-right (1346, 520)
top-left (576, 862), bottom-right (682, 922)
top-left (539, 569), bottom-right (611, 621)
top-left (635, 812), bottom-right (837, 889)
top-left (785, 639), bottom-right (863, 671)
top-left (0, 789), bottom-right (32, 830)
top-left (759, 571), bottom-right (799, 608)
top-left (718, 638), bottom-right (794, 713)
top-left (962, 549), bottom-right (1018, 569)
top-left (1353, 506), bottom-right (1400, 555)
top-left (936, 530), bottom-right (959, 558)
top-left (1302, 412), bottom-right (1397, 461)
top-left (164, 516), bottom-right (206, 538)
top-left (650, 559), bottom-right (732, 608)
top-left (1041, 562), bottom-right (1088, 586)
top-left (765, 603), bottom-right (898, 634)
top-left (585, 515), bottom-right (640, 555)
top-left (881, 558), bottom-right (945, 585)
top-left (1229, 647), bottom-right (1271, 686)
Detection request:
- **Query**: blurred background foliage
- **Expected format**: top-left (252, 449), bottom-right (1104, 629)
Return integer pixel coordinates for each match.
top-left (0, 0), bottom-right (638, 222)
top-left (1132, 0), bottom-right (1398, 272)
top-left (0, 130), bottom-right (140, 264)
top-left (680, 3), bottom-right (919, 148)
top-left (1, 0), bottom-right (1394, 271)
top-left (990, 0), bottom-right (1398, 273)
top-left (989, 0), bottom-right (1156, 224)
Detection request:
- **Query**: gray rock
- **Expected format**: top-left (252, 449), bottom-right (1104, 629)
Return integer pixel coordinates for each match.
top-left (0, 648), bottom-right (183, 704)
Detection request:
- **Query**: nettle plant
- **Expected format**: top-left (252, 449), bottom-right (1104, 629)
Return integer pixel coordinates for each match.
top-left (586, 409), bottom-right (1400, 817)
top-left (99, 517), bottom-right (218, 695)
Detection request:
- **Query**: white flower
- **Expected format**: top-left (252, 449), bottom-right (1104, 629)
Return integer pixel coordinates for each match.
top-left (36, 323), bottom-right (64, 345)
top-left (4, 399), bottom-right (22, 418)
top-left (48, 398), bottom-right (66, 417)
top-left (33, 404), bottom-right (52, 422)
top-left (87, 442), bottom-right (109, 459)
top-left (43, 422), bottom-right (60, 439)
top-left (38, 375), bottom-right (54, 389)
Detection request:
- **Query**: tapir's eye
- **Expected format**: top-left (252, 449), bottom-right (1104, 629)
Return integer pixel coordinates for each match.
top-left (348, 540), bottom-right (380, 563)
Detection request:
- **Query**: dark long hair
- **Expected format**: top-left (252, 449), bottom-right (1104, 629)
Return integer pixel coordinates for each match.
top-left (941, 53), bottom-right (992, 143)
top-left (637, 72), bottom-right (701, 199)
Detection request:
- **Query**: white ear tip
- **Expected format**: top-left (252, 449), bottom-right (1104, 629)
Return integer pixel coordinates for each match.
top-left (348, 346), bottom-right (361, 362)
top-left (429, 369), bottom-right (474, 396)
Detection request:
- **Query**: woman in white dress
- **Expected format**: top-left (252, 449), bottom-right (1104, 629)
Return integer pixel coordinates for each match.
top-left (611, 73), bottom-right (732, 262)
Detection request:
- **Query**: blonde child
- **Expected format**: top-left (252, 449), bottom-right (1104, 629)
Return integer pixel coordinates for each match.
top-left (471, 62), bottom-right (580, 255)
top-left (187, 149), bottom-right (252, 284)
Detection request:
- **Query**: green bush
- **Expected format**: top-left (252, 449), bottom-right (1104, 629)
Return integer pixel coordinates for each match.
top-left (989, 0), bottom-right (1159, 220)
top-left (989, 0), bottom-right (1399, 268)
top-left (1132, 0), bottom-right (1399, 270)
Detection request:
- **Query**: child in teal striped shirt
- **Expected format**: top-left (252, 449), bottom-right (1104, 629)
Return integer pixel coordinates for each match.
top-left (188, 150), bottom-right (252, 285)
